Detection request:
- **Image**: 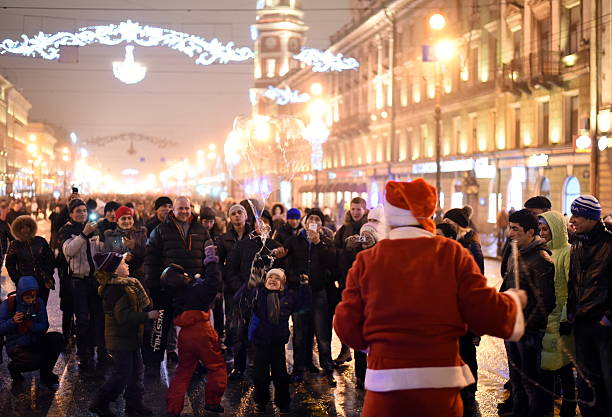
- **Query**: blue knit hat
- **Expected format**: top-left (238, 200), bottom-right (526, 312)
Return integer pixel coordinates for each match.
top-left (287, 208), bottom-right (301, 220)
top-left (571, 195), bottom-right (601, 221)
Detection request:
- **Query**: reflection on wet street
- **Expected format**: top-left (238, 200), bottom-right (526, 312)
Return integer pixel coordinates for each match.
top-left (0, 226), bottom-right (528, 416)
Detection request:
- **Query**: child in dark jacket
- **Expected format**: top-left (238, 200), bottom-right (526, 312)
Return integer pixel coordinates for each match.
top-left (165, 244), bottom-right (227, 417)
top-left (246, 268), bottom-right (310, 414)
top-left (89, 252), bottom-right (159, 417)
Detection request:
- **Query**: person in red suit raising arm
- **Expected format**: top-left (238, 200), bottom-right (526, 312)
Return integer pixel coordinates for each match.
top-left (333, 178), bottom-right (528, 417)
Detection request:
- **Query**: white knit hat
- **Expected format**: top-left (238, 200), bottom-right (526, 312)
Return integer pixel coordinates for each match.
top-left (266, 268), bottom-right (286, 283)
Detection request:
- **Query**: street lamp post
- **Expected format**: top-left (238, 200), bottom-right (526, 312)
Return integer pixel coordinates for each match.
top-left (428, 13), bottom-right (454, 221)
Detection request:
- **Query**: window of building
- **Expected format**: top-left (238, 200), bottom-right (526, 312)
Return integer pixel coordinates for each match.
top-left (514, 106), bottom-right (521, 148)
top-left (488, 193), bottom-right (503, 224)
top-left (470, 47), bottom-right (479, 85)
top-left (453, 117), bottom-right (462, 155)
top-left (566, 95), bottom-right (579, 144)
top-left (566, 6), bottom-right (580, 56)
top-left (513, 30), bottom-right (522, 61)
top-left (470, 114), bottom-right (478, 153)
top-left (539, 177), bottom-right (551, 200)
top-left (538, 17), bottom-right (551, 53)
top-left (563, 176), bottom-right (580, 215)
top-left (266, 59), bottom-right (276, 78)
top-left (539, 100), bottom-right (550, 145)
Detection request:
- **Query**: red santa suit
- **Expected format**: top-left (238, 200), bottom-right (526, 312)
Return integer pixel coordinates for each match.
top-left (333, 179), bottom-right (524, 417)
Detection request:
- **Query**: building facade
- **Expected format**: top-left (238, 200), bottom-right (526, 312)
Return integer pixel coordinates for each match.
top-left (240, 0), bottom-right (612, 231)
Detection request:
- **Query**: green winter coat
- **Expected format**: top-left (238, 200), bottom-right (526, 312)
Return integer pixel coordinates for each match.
top-left (99, 274), bottom-right (150, 351)
top-left (539, 211), bottom-right (575, 371)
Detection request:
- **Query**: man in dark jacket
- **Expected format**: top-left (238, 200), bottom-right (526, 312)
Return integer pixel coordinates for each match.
top-left (567, 195), bottom-right (612, 417)
top-left (97, 201), bottom-right (119, 242)
top-left (225, 218), bottom-right (283, 380)
top-left (285, 208), bottom-right (335, 384)
top-left (501, 209), bottom-right (556, 417)
top-left (146, 196), bottom-right (172, 237)
top-left (272, 208), bottom-right (303, 246)
top-left (332, 197), bottom-right (368, 366)
top-left (5, 200), bottom-right (27, 225)
top-left (217, 204), bottom-right (251, 359)
top-left (143, 196), bottom-right (210, 375)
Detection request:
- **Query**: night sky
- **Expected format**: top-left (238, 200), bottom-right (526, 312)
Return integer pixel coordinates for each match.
top-left (0, 0), bottom-right (350, 178)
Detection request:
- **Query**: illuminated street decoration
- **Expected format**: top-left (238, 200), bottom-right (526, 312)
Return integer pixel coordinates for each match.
top-left (263, 86), bottom-right (311, 105)
top-left (0, 20), bottom-right (255, 65)
top-left (0, 21), bottom-right (360, 74)
top-left (113, 45), bottom-right (147, 84)
top-left (294, 48), bottom-right (360, 72)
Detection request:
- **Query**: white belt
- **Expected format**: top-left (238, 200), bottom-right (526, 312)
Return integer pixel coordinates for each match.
top-left (365, 364), bottom-right (475, 392)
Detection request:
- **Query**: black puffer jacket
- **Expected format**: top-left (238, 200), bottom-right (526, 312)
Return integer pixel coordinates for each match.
top-left (226, 235), bottom-right (284, 295)
top-left (458, 230), bottom-right (485, 274)
top-left (5, 216), bottom-right (54, 287)
top-left (567, 222), bottom-right (612, 324)
top-left (284, 230), bottom-right (334, 292)
top-left (273, 222), bottom-right (303, 246)
top-left (144, 212), bottom-right (210, 307)
top-left (0, 219), bottom-right (13, 261)
top-left (333, 217), bottom-right (367, 287)
top-left (501, 237), bottom-right (556, 332)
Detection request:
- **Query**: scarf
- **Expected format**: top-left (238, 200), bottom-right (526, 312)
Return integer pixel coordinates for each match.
top-left (267, 290), bottom-right (281, 325)
top-left (96, 271), bottom-right (151, 310)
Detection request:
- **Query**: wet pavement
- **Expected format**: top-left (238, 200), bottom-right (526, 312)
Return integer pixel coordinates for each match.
top-left (0, 219), bottom-right (534, 416)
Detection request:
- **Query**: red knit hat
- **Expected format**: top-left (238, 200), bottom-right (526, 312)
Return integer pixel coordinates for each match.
top-left (115, 206), bottom-right (134, 220)
top-left (384, 179), bottom-right (437, 233)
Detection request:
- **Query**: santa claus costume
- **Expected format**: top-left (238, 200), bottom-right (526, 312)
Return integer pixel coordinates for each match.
top-left (334, 178), bottom-right (525, 417)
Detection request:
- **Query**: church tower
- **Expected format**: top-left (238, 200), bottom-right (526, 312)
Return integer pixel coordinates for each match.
top-left (252, 0), bottom-right (308, 90)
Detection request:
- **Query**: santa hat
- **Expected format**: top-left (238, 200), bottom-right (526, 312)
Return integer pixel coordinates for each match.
top-left (383, 179), bottom-right (437, 233)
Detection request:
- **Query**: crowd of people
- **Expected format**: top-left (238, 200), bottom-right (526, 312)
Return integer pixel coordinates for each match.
top-left (0, 183), bottom-right (609, 417)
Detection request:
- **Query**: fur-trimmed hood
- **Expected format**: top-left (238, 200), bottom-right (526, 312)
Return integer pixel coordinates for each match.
top-left (10, 215), bottom-right (37, 242)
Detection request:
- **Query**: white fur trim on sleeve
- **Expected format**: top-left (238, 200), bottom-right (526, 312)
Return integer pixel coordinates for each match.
top-left (503, 289), bottom-right (525, 342)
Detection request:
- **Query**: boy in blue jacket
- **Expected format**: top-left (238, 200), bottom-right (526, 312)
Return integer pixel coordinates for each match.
top-left (0, 275), bottom-right (63, 387)
top-left (245, 268), bottom-right (310, 414)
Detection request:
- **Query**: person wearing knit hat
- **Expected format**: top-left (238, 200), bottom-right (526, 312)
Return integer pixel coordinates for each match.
top-left (273, 208), bottom-right (303, 246)
top-left (443, 208), bottom-right (469, 229)
top-left (98, 201), bottom-right (120, 243)
top-left (236, 264), bottom-right (309, 413)
top-left (69, 198), bottom-right (86, 213)
top-left (334, 178), bottom-right (528, 417)
top-left (567, 194), bottom-right (612, 416)
top-left (524, 196), bottom-right (552, 215)
top-left (103, 206), bottom-right (148, 281)
top-left (146, 196), bottom-right (173, 237)
top-left (94, 252), bottom-right (123, 273)
top-left (89, 251), bottom-right (158, 417)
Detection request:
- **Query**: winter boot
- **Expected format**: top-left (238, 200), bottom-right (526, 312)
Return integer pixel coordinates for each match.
top-left (125, 402), bottom-right (153, 417)
top-left (204, 403), bottom-right (224, 413)
top-left (333, 345), bottom-right (352, 366)
top-left (89, 401), bottom-right (116, 417)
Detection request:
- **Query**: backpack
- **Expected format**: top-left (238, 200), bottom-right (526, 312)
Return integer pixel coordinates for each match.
top-left (0, 291), bottom-right (41, 364)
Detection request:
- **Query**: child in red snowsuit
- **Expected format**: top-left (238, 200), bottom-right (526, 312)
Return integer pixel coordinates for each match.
top-left (165, 245), bottom-right (227, 416)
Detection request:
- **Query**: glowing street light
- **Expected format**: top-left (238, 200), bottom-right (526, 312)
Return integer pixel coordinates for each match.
top-left (429, 13), bottom-right (446, 31)
top-left (434, 39), bottom-right (456, 62)
top-left (310, 82), bottom-right (323, 96)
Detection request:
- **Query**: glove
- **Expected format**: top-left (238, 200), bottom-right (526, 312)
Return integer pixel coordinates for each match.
top-left (345, 235), bottom-right (361, 249)
top-left (204, 244), bottom-right (219, 265)
top-left (559, 321), bottom-right (572, 336)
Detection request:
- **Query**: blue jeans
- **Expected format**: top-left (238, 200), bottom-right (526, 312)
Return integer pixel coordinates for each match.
top-left (98, 350), bottom-right (145, 407)
top-left (292, 289), bottom-right (332, 373)
top-left (504, 330), bottom-right (546, 417)
top-left (71, 276), bottom-right (105, 358)
top-left (574, 320), bottom-right (612, 417)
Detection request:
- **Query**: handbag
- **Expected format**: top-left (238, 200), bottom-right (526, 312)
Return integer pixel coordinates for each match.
top-left (28, 241), bottom-right (55, 290)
